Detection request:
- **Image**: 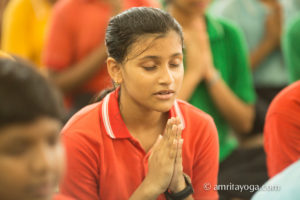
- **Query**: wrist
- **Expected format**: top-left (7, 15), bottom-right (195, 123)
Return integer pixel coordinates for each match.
top-left (263, 37), bottom-right (279, 50)
top-left (165, 174), bottom-right (194, 200)
top-left (205, 68), bottom-right (220, 87)
top-left (170, 176), bottom-right (186, 193)
top-left (142, 176), bottom-right (165, 197)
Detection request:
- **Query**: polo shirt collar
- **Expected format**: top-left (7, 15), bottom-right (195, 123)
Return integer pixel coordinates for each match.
top-left (205, 13), bottom-right (224, 41)
top-left (101, 88), bottom-right (185, 139)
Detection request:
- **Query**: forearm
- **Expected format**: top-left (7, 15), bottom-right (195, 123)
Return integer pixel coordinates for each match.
top-left (206, 74), bottom-right (254, 134)
top-left (129, 177), bottom-right (161, 200)
top-left (50, 44), bottom-right (107, 94)
top-left (250, 39), bottom-right (277, 70)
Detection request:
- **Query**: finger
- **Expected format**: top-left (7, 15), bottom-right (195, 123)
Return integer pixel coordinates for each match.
top-left (175, 139), bottom-right (184, 171)
top-left (169, 127), bottom-right (178, 159)
top-left (177, 124), bottom-right (183, 140)
top-left (164, 119), bottom-right (172, 140)
top-left (175, 116), bottom-right (181, 125)
top-left (167, 118), bottom-right (177, 139)
top-left (168, 125), bottom-right (178, 158)
top-left (169, 124), bottom-right (177, 146)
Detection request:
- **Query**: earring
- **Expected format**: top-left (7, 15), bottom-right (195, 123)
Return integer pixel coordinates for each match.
top-left (114, 80), bottom-right (119, 87)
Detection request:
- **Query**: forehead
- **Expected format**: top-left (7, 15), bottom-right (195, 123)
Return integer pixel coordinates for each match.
top-left (0, 118), bottom-right (61, 145)
top-left (127, 31), bottom-right (183, 60)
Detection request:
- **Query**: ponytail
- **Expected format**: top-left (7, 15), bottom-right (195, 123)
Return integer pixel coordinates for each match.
top-left (92, 87), bottom-right (116, 103)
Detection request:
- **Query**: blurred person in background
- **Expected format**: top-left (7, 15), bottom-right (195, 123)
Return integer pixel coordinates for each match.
top-left (43, 0), bottom-right (158, 117)
top-left (0, 57), bottom-right (73, 200)
top-left (264, 80), bottom-right (300, 178)
top-left (283, 14), bottom-right (300, 83)
top-left (1, 0), bottom-right (57, 72)
top-left (251, 159), bottom-right (300, 200)
top-left (253, 81), bottom-right (300, 200)
top-left (209, 0), bottom-right (300, 137)
top-left (162, 0), bottom-right (265, 199)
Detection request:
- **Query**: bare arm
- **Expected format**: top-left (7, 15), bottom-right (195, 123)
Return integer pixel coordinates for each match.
top-left (180, 69), bottom-right (254, 134)
top-left (205, 69), bottom-right (255, 134)
top-left (178, 20), bottom-right (254, 134)
top-left (250, 1), bottom-right (282, 70)
top-left (47, 0), bottom-right (122, 94)
top-left (49, 44), bottom-right (107, 94)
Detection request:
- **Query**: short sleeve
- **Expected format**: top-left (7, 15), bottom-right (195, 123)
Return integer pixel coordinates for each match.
top-left (282, 15), bottom-right (300, 83)
top-left (60, 132), bottom-right (100, 200)
top-left (192, 117), bottom-right (219, 200)
top-left (42, 3), bottom-right (74, 71)
top-left (264, 112), bottom-right (300, 178)
top-left (223, 21), bottom-right (256, 104)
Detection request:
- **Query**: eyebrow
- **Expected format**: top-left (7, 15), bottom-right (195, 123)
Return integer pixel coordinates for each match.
top-left (138, 53), bottom-right (183, 61)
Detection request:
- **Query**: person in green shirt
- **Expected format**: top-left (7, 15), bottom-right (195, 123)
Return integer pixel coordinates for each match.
top-left (283, 14), bottom-right (300, 83)
top-left (163, 0), bottom-right (255, 161)
top-left (162, 0), bottom-right (267, 199)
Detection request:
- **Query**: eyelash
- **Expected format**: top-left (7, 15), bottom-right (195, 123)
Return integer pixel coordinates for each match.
top-left (170, 64), bottom-right (180, 68)
top-left (143, 64), bottom-right (180, 71)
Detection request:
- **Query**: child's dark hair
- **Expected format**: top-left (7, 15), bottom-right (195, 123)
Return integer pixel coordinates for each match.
top-left (105, 7), bottom-right (183, 63)
top-left (0, 59), bottom-right (65, 127)
top-left (96, 7), bottom-right (183, 101)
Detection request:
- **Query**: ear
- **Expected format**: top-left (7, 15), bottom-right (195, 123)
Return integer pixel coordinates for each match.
top-left (107, 57), bottom-right (123, 84)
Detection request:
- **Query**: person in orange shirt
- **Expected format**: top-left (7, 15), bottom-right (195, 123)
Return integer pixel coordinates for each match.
top-left (264, 80), bottom-right (300, 178)
top-left (43, 0), bottom-right (158, 114)
top-left (60, 7), bottom-right (219, 200)
top-left (0, 57), bottom-right (73, 200)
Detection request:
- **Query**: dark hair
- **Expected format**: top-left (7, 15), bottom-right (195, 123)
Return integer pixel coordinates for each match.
top-left (105, 7), bottom-right (183, 63)
top-left (0, 59), bottom-right (65, 127)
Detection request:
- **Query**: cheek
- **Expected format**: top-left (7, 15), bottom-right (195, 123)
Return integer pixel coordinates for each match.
top-left (173, 67), bottom-right (184, 86)
top-left (0, 157), bottom-right (30, 198)
top-left (52, 143), bottom-right (66, 180)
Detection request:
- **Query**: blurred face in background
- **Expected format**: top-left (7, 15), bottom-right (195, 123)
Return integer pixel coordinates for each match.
top-left (0, 117), bottom-right (65, 200)
top-left (170, 0), bottom-right (211, 15)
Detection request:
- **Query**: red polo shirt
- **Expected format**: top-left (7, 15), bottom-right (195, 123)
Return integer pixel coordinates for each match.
top-left (43, 0), bottom-right (158, 106)
top-left (53, 194), bottom-right (75, 200)
top-left (264, 81), bottom-right (300, 178)
top-left (60, 89), bottom-right (219, 200)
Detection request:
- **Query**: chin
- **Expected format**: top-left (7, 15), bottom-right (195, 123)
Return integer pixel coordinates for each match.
top-left (152, 101), bottom-right (175, 113)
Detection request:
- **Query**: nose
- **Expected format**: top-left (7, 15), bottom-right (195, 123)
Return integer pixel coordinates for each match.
top-left (158, 64), bottom-right (174, 85)
top-left (28, 144), bottom-right (53, 176)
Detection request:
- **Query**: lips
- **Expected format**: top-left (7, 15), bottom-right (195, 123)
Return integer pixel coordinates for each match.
top-left (154, 90), bottom-right (175, 100)
top-left (154, 90), bottom-right (175, 95)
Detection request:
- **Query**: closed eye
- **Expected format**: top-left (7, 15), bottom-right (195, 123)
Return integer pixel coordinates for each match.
top-left (143, 66), bottom-right (157, 71)
top-left (170, 63), bottom-right (180, 68)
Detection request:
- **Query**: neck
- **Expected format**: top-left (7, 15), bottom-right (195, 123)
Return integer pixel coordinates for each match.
top-left (168, 4), bottom-right (205, 28)
top-left (119, 88), bottom-right (169, 134)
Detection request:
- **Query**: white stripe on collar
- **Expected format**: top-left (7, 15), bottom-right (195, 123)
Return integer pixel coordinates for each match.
top-left (102, 93), bottom-right (116, 139)
top-left (102, 94), bottom-right (185, 139)
top-left (174, 100), bottom-right (185, 130)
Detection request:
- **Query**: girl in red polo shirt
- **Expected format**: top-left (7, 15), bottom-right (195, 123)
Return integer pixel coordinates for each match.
top-left (60, 7), bottom-right (219, 200)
